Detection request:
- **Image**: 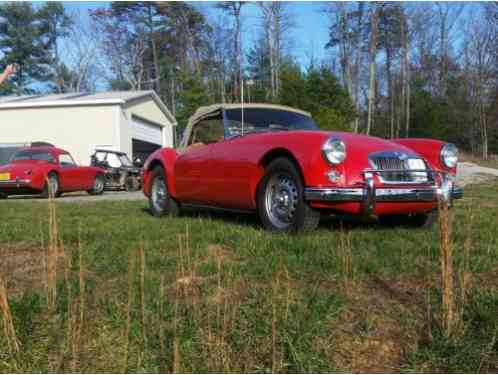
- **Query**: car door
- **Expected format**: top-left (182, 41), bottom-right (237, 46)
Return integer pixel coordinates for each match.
top-left (57, 153), bottom-right (82, 191)
top-left (174, 116), bottom-right (224, 205)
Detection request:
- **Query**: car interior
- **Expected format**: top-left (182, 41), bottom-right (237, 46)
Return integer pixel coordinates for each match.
top-left (184, 116), bottom-right (224, 153)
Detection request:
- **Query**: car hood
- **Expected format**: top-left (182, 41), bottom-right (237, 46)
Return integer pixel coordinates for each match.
top-left (329, 131), bottom-right (419, 156)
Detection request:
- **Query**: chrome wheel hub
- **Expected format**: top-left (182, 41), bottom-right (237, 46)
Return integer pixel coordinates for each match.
top-left (265, 174), bottom-right (298, 229)
top-left (152, 176), bottom-right (167, 212)
top-left (48, 177), bottom-right (58, 197)
top-left (94, 176), bottom-right (104, 192)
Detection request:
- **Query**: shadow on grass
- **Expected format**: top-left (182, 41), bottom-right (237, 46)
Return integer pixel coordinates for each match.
top-left (140, 204), bottom-right (425, 232)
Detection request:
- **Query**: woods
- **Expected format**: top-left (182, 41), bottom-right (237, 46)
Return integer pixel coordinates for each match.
top-left (0, 1), bottom-right (496, 158)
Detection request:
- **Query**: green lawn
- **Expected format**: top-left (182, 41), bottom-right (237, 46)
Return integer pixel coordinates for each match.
top-left (1, 180), bottom-right (498, 373)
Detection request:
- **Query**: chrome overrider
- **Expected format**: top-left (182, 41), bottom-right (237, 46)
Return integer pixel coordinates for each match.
top-left (304, 169), bottom-right (464, 215)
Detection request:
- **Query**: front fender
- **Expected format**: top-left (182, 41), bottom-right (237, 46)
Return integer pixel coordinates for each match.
top-left (143, 148), bottom-right (178, 198)
top-left (392, 138), bottom-right (456, 174)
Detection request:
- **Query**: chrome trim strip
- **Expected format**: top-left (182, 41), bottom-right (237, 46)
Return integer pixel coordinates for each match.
top-left (0, 179), bottom-right (31, 186)
top-left (304, 185), bottom-right (463, 203)
top-left (304, 188), bottom-right (364, 201)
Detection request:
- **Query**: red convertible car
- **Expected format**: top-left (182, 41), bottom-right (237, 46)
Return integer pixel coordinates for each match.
top-left (143, 103), bottom-right (463, 232)
top-left (0, 147), bottom-right (105, 198)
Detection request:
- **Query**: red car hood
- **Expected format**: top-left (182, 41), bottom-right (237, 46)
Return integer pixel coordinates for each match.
top-left (329, 131), bottom-right (419, 156)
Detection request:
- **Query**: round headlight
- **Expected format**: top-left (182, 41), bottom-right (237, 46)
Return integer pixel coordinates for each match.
top-left (321, 138), bottom-right (346, 165)
top-left (441, 143), bottom-right (458, 168)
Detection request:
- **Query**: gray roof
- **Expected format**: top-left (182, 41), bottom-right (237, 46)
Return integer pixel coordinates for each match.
top-left (0, 90), bottom-right (177, 124)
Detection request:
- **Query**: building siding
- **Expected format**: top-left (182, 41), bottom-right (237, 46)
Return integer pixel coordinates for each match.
top-left (0, 105), bottom-right (118, 165)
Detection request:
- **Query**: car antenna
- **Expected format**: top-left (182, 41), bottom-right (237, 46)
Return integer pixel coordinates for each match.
top-left (241, 79), bottom-right (244, 136)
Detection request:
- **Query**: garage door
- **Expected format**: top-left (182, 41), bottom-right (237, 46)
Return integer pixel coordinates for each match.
top-left (132, 117), bottom-right (163, 146)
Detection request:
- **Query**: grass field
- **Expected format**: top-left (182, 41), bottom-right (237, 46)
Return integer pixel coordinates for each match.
top-left (1, 180), bottom-right (498, 373)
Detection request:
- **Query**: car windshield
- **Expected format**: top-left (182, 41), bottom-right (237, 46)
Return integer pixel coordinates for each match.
top-left (119, 154), bottom-right (133, 167)
top-left (11, 150), bottom-right (55, 163)
top-left (224, 108), bottom-right (318, 137)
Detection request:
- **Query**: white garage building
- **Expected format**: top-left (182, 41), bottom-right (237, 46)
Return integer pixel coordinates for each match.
top-left (0, 91), bottom-right (177, 165)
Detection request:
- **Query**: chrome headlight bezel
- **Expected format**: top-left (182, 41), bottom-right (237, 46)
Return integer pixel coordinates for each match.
top-left (321, 137), bottom-right (346, 165)
top-left (440, 143), bottom-right (458, 168)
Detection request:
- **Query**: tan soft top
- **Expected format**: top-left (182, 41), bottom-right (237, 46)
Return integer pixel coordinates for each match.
top-left (180, 103), bottom-right (311, 149)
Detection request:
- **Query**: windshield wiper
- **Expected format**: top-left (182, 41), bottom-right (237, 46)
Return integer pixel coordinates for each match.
top-left (268, 124), bottom-right (289, 131)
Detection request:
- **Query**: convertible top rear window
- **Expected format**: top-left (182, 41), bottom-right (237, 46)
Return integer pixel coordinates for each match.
top-left (11, 150), bottom-right (55, 163)
top-left (225, 108), bottom-right (318, 137)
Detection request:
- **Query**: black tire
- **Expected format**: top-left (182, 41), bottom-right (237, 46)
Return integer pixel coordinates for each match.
top-left (148, 166), bottom-right (179, 217)
top-left (378, 211), bottom-right (437, 229)
top-left (42, 173), bottom-right (59, 198)
top-left (88, 173), bottom-right (105, 195)
top-left (0, 193), bottom-right (7, 199)
top-left (257, 157), bottom-right (320, 232)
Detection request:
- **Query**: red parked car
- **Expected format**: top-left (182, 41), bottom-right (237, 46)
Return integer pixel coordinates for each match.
top-left (142, 103), bottom-right (463, 232)
top-left (0, 147), bottom-right (105, 199)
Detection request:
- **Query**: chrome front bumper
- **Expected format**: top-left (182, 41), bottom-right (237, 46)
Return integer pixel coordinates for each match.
top-left (304, 173), bottom-right (463, 215)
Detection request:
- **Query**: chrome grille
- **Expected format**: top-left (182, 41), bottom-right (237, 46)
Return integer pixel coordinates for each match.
top-left (369, 153), bottom-right (431, 184)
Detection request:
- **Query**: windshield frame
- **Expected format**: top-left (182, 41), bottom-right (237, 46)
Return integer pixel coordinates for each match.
top-left (222, 108), bottom-right (318, 139)
top-left (118, 154), bottom-right (133, 167)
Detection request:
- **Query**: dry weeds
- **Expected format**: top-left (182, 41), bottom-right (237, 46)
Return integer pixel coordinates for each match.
top-left (0, 273), bottom-right (20, 355)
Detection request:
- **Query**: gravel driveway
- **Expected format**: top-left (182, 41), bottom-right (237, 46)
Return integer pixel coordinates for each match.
top-left (6, 190), bottom-right (146, 202)
top-left (457, 162), bottom-right (498, 186)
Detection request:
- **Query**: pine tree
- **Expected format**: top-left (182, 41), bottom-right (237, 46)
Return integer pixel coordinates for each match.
top-left (0, 2), bottom-right (53, 94)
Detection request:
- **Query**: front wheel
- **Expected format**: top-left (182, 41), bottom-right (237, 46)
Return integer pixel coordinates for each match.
top-left (149, 166), bottom-right (179, 217)
top-left (257, 158), bottom-right (320, 232)
top-left (88, 173), bottom-right (105, 195)
top-left (42, 173), bottom-right (59, 198)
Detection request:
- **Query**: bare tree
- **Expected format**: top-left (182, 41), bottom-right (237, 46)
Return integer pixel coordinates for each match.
top-left (435, 2), bottom-right (465, 97)
top-left (366, 4), bottom-right (380, 135)
top-left (91, 9), bottom-right (148, 91)
top-left (60, 12), bottom-right (101, 92)
top-left (462, 11), bottom-right (495, 159)
top-left (325, 2), bottom-right (365, 132)
top-left (258, 2), bottom-right (294, 99)
top-left (217, 1), bottom-right (246, 101)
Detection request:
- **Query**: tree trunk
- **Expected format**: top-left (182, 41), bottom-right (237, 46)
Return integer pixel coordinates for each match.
top-left (148, 5), bottom-right (161, 93)
top-left (353, 3), bottom-right (364, 133)
top-left (401, 10), bottom-right (410, 137)
top-left (386, 48), bottom-right (394, 139)
top-left (366, 5), bottom-right (379, 135)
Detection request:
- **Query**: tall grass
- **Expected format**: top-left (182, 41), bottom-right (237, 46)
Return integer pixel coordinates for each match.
top-left (46, 195), bottom-right (59, 309)
top-left (0, 273), bottom-right (19, 355)
top-left (438, 198), bottom-right (475, 340)
top-left (439, 202), bottom-right (455, 338)
top-left (338, 228), bottom-right (355, 295)
top-left (122, 253), bottom-right (135, 373)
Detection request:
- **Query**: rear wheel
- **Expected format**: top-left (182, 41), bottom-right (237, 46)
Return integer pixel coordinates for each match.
top-left (88, 173), bottom-right (105, 195)
top-left (378, 211), bottom-right (437, 229)
top-left (0, 193), bottom-right (7, 199)
top-left (42, 173), bottom-right (59, 198)
top-left (257, 158), bottom-right (320, 232)
top-left (149, 166), bottom-right (179, 217)
top-left (125, 175), bottom-right (140, 192)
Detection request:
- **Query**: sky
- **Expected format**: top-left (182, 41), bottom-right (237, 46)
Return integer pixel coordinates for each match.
top-left (62, 1), bottom-right (332, 68)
